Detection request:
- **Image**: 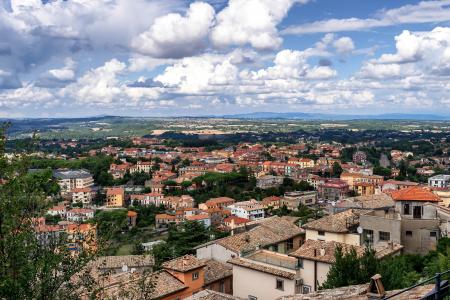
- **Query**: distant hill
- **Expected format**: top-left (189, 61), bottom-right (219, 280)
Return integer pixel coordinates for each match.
top-left (215, 112), bottom-right (450, 121)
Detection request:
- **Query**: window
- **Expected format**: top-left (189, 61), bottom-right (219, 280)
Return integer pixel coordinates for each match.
top-left (379, 231), bottom-right (390, 241)
top-left (406, 231), bottom-right (413, 237)
top-left (413, 206), bottom-right (422, 219)
top-left (363, 229), bottom-right (374, 245)
top-left (403, 203), bottom-right (410, 215)
top-left (276, 279), bottom-right (284, 291)
top-left (297, 259), bottom-right (303, 269)
top-left (302, 285), bottom-right (311, 294)
top-left (219, 280), bottom-right (225, 293)
top-left (248, 296), bottom-right (257, 300)
top-left (272, 244), bottom-right (279, 252)
top-left (287, 238), bottom-right (294, 251)
top-left (430, 231), bottom-right (437, 237)
top-left (318, 231), bottom-right (325, 236)
top-left (192, 271), bottom-right (199, 280)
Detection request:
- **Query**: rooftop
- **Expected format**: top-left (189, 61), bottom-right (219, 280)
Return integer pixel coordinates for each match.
top-left (162, 255), bottom-right (206, 272)
top-left (228, 255), bottom-right (297, 280)
top-left (90, 255), bottom-right (154, 270)
top-left (53, 169), bottom-right (92, 179)
top-left (303, 209), bottom-right (368, 233)
top-left (202, 259), bottom-right (233, 285)
top-left (390, 186), bottom-right (441, 202)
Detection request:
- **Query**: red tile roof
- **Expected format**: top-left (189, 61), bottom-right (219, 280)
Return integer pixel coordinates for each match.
top-left (390, 186), bottom-right (441, 202)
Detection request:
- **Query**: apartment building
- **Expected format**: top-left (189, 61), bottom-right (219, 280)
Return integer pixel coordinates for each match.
top-left (71, 187), bottom-right (93, 205)
top-left (106, 187), bottom-right (125, 207)
top-left (281, 191), bottom-right (317, 210)
top-left (428, 174), bottom-right (450, 188)
top-left (53, 169), bottom-right (94, 193)
top-left (228, 199), bottom-right (265, 221)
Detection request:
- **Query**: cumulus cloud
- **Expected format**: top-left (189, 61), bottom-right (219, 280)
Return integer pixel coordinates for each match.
top-left (35, 58), bottom-right (76, 88)
top-left (131, 2), bottom-right (215, 58)
top-left (333, 37), bottom-right (355, 55)
top-left (211, 0), bottom-right (305, 50)
top-left (282, 0), bottom-right (450, 35)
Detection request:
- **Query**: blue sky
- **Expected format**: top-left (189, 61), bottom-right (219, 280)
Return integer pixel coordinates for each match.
top-left (1, 0), bottom-right (450, 117)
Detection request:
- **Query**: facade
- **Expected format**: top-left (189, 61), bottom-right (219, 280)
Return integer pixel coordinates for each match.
top-left (256, 175), bottom-right (284, 189)
top-left (354, 182), bottom-right (375, 196)
top-left (229, 250), bottom-right (302, 300)
top-left (106, 187), bottom-right (125, 207)
top-left (318, 179), bottom-right (349, 201)
top-left (228, 199), bottom-right (265, 221)
top-left (66, 208), bottom-right (95, 222)
top-left (281, 191), bottom-right (317, 210)
top-left (428, 174), bottom-right (450, 188)
top-left (53, 169), bottom-right (94, 194)
top-left (71, 187), bottom-right (93, 204)
top-left (199, 197), bottom-right (236, 210)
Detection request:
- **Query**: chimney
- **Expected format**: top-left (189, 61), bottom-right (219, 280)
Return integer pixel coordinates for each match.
top-left (367, 274), bottom-right (386, 299)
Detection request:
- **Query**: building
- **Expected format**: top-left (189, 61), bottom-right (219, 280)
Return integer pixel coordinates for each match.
top-left (155, 213), bottom-right (177, 228)
top-left (302, 209), bottom-right (365, 246)
top-left (340, 173), bottom-right (383, 190)
top-left (228, 199), bottom-right (265, 221)
top-left (186, 213), bottom-right (212, 228)
top-left (381, 180), bottom-right (418, 191)
top-left (89, 255), bottom-right (154, 274)
top-left (428, 174), bottom-right (450, 188)
top-left (91, 255), bottom-right (232, 299)
top-left (53, 169), bottom-right (94, 194)
top-left (354, 182), bottom-right (375, 196)
top-left (288, 158), bottom-right (315, 169)
top-left (289, 239), bottom-right (402, 292)
top-left (229, 249), bottom-right (303, 300)
top-left (361, 187), bottom-right (441, 254)
top-left (199, 197), bottom-right (236, 210)
top-left (223, 216), bottom-right (250, 230)
top-left (256, 175), bottom-right (284, 189)
top-left (66, 208), bottom-right (95, 222)
top-left (318, 179), bottom-right (349, 201)
top-left (352, 151), bottom-right (367, 164)
top-left (260, 196), bottom-right (281, 209)
top-left (71, 187), bottom-right (93, 205)
top-left (196, 216), bottom-right (304, 263)
top-left (281, 191), bottom-right (317, 210)
top-left (130, 161), bottom-right (152, 174)
top-left (106, 187), bottom-right (125, 207)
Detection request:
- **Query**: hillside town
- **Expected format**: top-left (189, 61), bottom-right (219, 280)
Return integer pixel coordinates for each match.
top-left (2, 130), bottom-right (450, 300)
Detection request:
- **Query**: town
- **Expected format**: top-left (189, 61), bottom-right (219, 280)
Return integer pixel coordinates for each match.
top-left (2, 123), bottom-right (450, 299)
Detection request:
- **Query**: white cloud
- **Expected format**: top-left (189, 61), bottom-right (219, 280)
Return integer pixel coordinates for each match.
top-left (282, 0), bottom-right (450, 35)
top-left (333, 37), bottom-right (355, 55)
top-left (131, 2), bottom-right (215, 58)
top-left (211, 0), bottom-right (304, 50)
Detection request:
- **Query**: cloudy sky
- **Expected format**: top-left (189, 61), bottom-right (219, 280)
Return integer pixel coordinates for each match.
top-left (1, 0), bottom-right (450, 117)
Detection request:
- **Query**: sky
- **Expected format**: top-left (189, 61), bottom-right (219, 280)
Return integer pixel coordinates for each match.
top-left (1, 0), bottom-right (450, 118)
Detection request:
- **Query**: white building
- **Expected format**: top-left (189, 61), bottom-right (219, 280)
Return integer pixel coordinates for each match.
top-left (66, 208), bottom-right (95, 222)
top-left (228, 199), bottom-right (265, 221)
top-left (71, 187), bottom-right (93, 204)
top-left (53, 169), bottom-right (94, 194)
top-left (428, 174), bottom-right (450, 188)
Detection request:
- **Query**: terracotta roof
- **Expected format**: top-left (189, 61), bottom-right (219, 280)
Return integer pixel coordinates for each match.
top-left (162, 255), bottom-right (206, 272)
top-left (290, 239), bottom-right (402, 264)
top-left (228, 257), bottom-right (296, 280)
top-left (303, 209), bottom-right (368, 233)
top-left (202, 259), bottom-right (233, 284)
top-left (127, 211), bottom-right (137, 217)
top-left (91, 255), bottom-right (154, 270)
top-left (106, 187), bottom-right (124, 195)
top-left (390, 186), bottom-right (441, 202)
top-left (223, 215), bottom-right (250, 225)
top-left (187, 289), bottom-right (243, 300)
top-left (206, 197), bottom-right (236, 205)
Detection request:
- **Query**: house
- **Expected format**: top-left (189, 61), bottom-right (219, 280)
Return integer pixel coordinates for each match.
top-left (428, 174), bottom-right (450, 188)
top-left (186, 213), bottom-right (212, 228)
top-left (288, 158), bottom-right (315, 169)
top-left (66, 223), bottom-right (97, 252)
top-left (196, 216), bottom-right (304, 263)
top-left (340, 173), bottom-right (383, 190)
top-left (106, 187), bottom-right (125, 207)
top-left (302, 209), bottom-right (365, 246)
top-left (289, 239), bottom-right (403, 292)
top-left (46, 205), bottom-right (67, 218)
top-left (281, 191), bottom-right (317, 210)
top-left (261, 196), bottom-right (281, 209)
top-left (53, 169), bottom-right (94, 194)
top-left (354, 182), bottom-right (375, 196)
top-left (130, 161), bottom-right (152, 174)
top-left (91, 255), bottom-right (232, 299)
top-left (71, 187), bottom-right (93, 205)
top-left (318, 179), bottom-right (349, 201)
top-left (229, 249), bottom-right (303, 300)
top-left (361, 187), bottom-right (441, 254)
top-left (66, 208), bottom-right (95, 222)
top-left (228, 199), bottom-right (265, 221)
top-left (223, 216), bottom-right (250, 230)
top-left (199, 197), bottom-right (236, 211)
top-left (155, 213), bottom-right (177, 228)
top-left (256, 175), bottom-right (284, 189)
top-left (381, 180), bottom-right (418, 191)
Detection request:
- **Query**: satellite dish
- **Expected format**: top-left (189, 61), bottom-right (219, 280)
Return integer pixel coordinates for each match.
top-left (357, 226), bottom-right (363, 234)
